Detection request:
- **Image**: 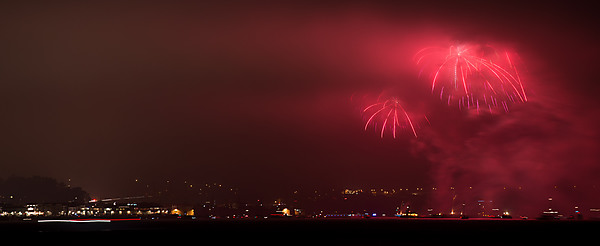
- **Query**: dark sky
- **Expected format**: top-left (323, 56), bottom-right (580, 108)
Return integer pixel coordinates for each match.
top-left (1, 1), bottom-right (599, 201)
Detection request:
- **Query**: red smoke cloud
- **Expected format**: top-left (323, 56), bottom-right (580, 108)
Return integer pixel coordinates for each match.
top-left (414, 96), bottom-right (600, 216)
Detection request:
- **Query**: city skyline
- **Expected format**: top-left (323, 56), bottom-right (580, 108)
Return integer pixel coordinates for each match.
top-left (2, 174), bottom-right (597, 220)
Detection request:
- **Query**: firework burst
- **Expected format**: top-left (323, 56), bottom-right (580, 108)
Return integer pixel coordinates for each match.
top-left (362, 96), bottom-right (421, 139)
top-left (415, 43), bottom-right (527, 114)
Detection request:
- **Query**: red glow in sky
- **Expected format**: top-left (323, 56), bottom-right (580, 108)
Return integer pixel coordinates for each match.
top-left (0, 1), bottom-right (599, 211)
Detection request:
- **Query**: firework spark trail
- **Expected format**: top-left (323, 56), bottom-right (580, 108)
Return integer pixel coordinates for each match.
top-left (415, 44), bottom-right (528, 113)
top-left (363, 97), bottom-right (418, 138)
top-left (505, 51), bottom-right (528, 102)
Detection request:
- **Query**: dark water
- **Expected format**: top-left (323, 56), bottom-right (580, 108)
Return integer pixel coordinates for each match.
top-left (2, 218), bottom-right (598, 245)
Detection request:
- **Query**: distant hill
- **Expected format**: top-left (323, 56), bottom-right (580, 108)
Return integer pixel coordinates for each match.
top-left (0, 176), bottom-right (89, 205)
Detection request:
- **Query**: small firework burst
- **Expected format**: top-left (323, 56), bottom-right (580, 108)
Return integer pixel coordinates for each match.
top-left (362, 95), bottom-right (423, 139)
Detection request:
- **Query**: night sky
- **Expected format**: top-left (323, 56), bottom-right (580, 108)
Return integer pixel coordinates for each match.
top-left (1, 1), bottom-right (599, 205)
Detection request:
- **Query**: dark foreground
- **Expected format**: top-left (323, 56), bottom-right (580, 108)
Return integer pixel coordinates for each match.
top-left (1, 218), bottom-right (598, 245)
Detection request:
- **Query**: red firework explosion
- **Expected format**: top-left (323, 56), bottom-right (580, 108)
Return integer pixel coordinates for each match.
top-left (415, 43), bottom-right (527, 113)
top-left (362, 96), bottom-right (422, 139)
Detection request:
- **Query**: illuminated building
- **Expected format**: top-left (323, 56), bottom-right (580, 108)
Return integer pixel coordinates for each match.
top-left (171, 209), bottom-right (182, 216)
